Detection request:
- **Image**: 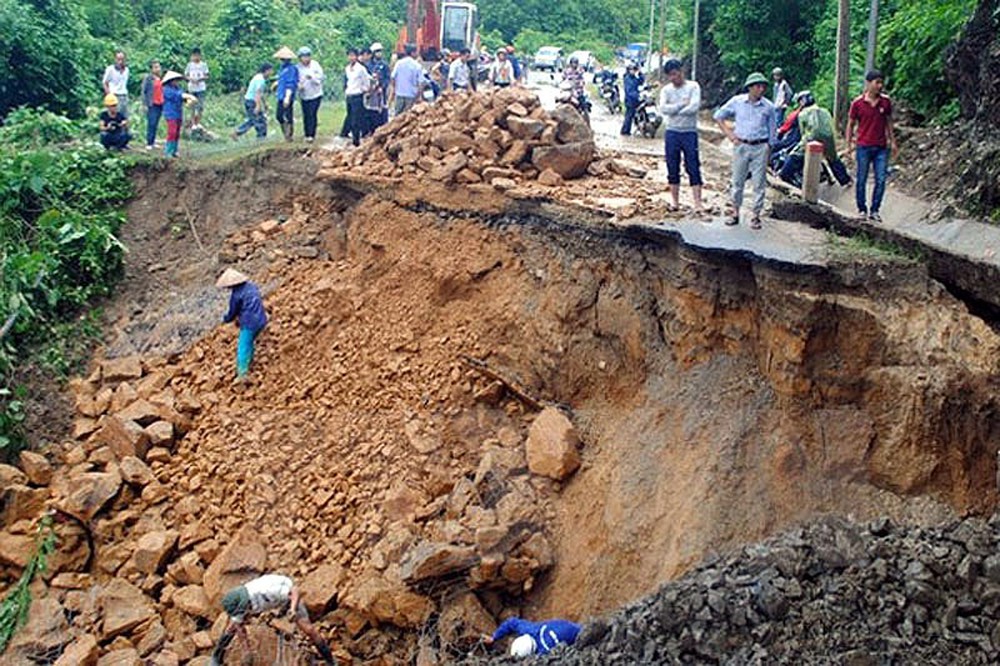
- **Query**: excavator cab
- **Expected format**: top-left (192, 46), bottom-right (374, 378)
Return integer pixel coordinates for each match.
top-left (440, 1), bottom-right (477, 53)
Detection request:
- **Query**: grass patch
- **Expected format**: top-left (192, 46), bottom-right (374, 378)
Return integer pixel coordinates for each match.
top-left (125, 91), bottom-right (346, 166)
top-left (826, 231), bottom-right (923, 263)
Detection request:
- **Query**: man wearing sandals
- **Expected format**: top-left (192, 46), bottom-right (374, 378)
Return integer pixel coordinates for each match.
top-left (714, 72), bottom-right (776, 230)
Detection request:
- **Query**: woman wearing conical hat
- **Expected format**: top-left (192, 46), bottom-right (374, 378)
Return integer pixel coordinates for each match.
top-left (216, 269), bottom-right (268, 379)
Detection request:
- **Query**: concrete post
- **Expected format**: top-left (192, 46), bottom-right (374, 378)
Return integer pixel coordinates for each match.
top-left (802, 141), bottom-right (825, 203)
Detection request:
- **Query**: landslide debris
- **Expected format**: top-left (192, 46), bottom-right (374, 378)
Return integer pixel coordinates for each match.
top-left (318, 87), bottom-right (719, 222)
top-left (516, 516), bottom-right (1000, 665)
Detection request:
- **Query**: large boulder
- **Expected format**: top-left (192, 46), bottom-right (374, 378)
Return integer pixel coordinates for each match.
top-left (341, 573), bottom-right (434, 628)
top-left (95, 416), bottom-right (150, 460)
top-left (172, 585), bottom-right (213, 619)
top-left (6, 597), bottom-right (71, 662)
top-left (99, 579), bottom-right (156, 640)
top-left (400, 542), bottom-right (479, 583)
top-left (101, 356), bottom-right (143, 383)
top-left (531, 141), bottom-right (595, 180)
top-left (19, 450), bottom-right (53, 486)
top-left (58, 470), bottom-right (122, 521)
top-left (202, 526), bottom-right (267, 606)
top-left (130, 530), bottom-right (179, 575)
top-left (53, 633), bottom-right (99, 666)
top-left (550, 104), bottom-right (594, 143)
top-left (525, 407), bottom-right (581, 481)
top-left (299, 563), bottom-right (346, 617)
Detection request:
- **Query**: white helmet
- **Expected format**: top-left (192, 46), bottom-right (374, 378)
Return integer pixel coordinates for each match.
top-left (510, 634), bottom-right (537, 657)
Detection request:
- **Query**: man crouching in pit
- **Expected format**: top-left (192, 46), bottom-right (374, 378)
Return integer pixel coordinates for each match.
top-left (211, 574), bottom-right (337, 665)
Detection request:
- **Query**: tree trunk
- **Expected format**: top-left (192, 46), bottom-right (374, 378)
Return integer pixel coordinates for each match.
top-left (833, 0), bottom-right (851, 134)
top-left (692, 0), bottom-right (701, 80)
top-left (865, 0), bottom-right (879, 73)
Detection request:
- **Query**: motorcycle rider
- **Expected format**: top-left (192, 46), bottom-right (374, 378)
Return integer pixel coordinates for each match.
top-left (562, 56), bottom-right (585, 96)
top-left (778, 90), bottom-right (851, 187)
top-left (621, 61), bottom-right (644, 135)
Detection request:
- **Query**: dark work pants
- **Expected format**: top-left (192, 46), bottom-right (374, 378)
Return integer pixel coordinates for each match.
top-left (621, 99), bottom-right (638, 135)
top-left (345, 94), bottom-right (365, 146)
top-left (300, 97), bottom-right (321, 139)
top-left (145, 104), bottom-right (162, 146)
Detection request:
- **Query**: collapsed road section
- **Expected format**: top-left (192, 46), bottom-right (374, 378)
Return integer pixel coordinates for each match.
top-left (3, 89), bottom-right (1000, 665)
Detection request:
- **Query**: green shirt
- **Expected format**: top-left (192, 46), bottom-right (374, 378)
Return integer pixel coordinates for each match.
top-left (795, 106), bottom-right (839, 161)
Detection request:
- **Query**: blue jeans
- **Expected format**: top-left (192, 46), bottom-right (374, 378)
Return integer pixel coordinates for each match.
top-left (237, 327), bottom-right (260, 377)
top-left (664, 130), bottom-right (702, 186)
top-left (855, 145), bottom-right (888, 214)
top-left (235, 99), bottom-right (267, 138)
top-left (146, 104), bottom-right (162, 146)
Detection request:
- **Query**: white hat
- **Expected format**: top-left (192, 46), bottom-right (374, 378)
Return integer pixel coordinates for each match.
top-left (370, 42), bottom-right (384, 52)
top-left (510, 635), bottom-right (536, 658)
top-left (161, 70), bottom-right (184, 85)
top-left (215, 268), bottom-right (249, 288)
top-left (274, 46), bottom-right (296, 60)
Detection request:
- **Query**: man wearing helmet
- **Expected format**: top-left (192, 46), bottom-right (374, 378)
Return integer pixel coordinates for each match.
top-left (778, 90), bottom-right (851, 187)
top-left (484, 616), bottom-right (581, 657)
top-left (562, 56), bottom-right (585, 96)
top-left (210, 574), bottom-right (336, 665)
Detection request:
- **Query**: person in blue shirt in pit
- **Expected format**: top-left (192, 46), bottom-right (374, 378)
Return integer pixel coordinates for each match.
top-left (217, 269), bottom-right (268, 381)
top-left (485, 616), bottom-right (582, 657)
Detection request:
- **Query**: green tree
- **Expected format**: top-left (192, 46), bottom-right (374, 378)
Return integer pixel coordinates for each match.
top-left (0, 0), bottom-right (102, 117)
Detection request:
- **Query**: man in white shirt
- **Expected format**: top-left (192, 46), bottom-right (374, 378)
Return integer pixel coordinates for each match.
top-left (184, 48), bottom-right (210, 129)
top-left (488, 48), bottom-right (515, 88)
top-left (344, 47), bottom-right (371, 146)
top-left (211, 574), bottom-right (336, 665)
top-left (447, 48), bottom-right (472, 91)
top-left (296, 47), bottom-right (325, 143)
top-left (102, 51), bottom-right (130, 116)
top-left (658, 58), bottom-right (704, 214)
top-left (389, 44), bottom-right (424, 115)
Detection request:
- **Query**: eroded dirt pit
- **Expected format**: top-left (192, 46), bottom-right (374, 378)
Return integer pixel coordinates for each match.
top-left (4, 148), bottom-right (1000, 665)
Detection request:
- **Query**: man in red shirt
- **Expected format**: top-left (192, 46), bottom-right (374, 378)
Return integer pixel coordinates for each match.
top-left (845, 70), bottom-right (898, 222)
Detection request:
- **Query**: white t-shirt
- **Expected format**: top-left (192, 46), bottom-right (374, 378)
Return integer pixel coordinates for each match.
top-left (489, 60), bottom-right (514, 85)
top-left (235, 575), bottom-right (293, 622)
top-left (297, 60), bottom-right (326, 101)
top-left (103, 65), bottom-right (129, 95)
top-left (344, 62), bottom-right (371, 96)
top-left (185, 61), bottom-right (209, 93)
top-left (448, 60), bottom-right (470, 88)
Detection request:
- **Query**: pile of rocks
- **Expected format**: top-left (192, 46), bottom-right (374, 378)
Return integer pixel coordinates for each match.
top-left (523, 516), bottom-right (1000, 664)
top-left (320, 87), bottom-right (597, 188)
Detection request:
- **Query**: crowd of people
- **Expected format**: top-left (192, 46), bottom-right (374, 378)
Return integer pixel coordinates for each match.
top-left (647, 58), bottom-right (897, 229)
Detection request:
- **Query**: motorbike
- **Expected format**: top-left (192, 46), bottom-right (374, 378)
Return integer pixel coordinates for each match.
top-left (633, 84), bottom-right (661, 138)
top-left (595, 70), bottom-right (621, 114)
top-left (556, 81), bottom-right (592, 126)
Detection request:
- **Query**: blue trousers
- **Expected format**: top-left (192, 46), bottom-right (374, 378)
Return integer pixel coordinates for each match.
top-left (855, 145), bottom-right (889, 214)
top-left (237, 327), bottom-right (260, 377)
top-left (146, 104), bottom-right (162, 146)
top-left (665, 130), bottom-right (703, 185)
top-left (621, 99), bottom-right (638, 135)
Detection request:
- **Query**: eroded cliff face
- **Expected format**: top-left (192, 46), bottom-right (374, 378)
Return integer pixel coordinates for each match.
top-left (6, 179), bottom-right (1000, 663)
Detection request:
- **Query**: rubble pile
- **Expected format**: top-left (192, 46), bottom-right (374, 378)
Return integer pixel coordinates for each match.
top-left (523, 517), bottom-right (1000, 664)
top-left (321, 87), bottom-right (597, 188)
top-left (0, 197), bottom-right (591, 664)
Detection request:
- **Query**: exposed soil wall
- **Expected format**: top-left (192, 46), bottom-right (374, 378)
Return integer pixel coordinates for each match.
top-left (6, 155), bottom-right (1000, 664)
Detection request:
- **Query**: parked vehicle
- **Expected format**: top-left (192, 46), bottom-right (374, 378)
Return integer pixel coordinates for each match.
top-left (556, 80), bottom-right (591, 125)
top-left (533, 46), bottom-right (564, 72)
top-left (568, 50), bottom-right (596, 72)
top-left (595, 70), bottom-right (621, 114)
top-left (633, 84), bottom-right (661, 138)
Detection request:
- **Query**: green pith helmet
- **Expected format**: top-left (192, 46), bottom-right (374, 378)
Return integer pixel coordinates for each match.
top-left (743, 72), bottom-right (768, 88)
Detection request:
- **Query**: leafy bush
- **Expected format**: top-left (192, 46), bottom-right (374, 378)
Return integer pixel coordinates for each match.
top-left (0, 107), bottom-right (130, 455)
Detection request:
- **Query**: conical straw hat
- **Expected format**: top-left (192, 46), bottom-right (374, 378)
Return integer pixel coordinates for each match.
top-left (274, 46), bottom-right (296, 60)
top-left (161, 70), bottom-right (184, 85)
top-left (216, 268), bottom-right (249, 288)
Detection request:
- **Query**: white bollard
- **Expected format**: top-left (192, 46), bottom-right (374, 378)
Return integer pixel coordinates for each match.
top-left (802, 140), bottom-right (825, 203)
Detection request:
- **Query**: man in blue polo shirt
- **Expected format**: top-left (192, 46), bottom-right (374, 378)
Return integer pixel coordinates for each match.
top-left (714, 71), bottom-right (776, 230)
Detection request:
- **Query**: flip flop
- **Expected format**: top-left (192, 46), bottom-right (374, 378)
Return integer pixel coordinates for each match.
top-left (750, 216), bottom-right (762, 230)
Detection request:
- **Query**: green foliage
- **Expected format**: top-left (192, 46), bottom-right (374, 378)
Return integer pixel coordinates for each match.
top-left (879, 0), bottom-right (976, 121)
top-left (0, 0), bottom-right (103, 117)
top-left (0, 108), bottom-right (128, 450)
top-left (0, 516), bottom-right (57, 652)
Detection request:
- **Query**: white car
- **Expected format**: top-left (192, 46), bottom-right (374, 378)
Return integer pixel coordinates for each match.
top-left (568, 50), bottom-right (596, 72)
top-left (533, 46), bottom-right (564, 72)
